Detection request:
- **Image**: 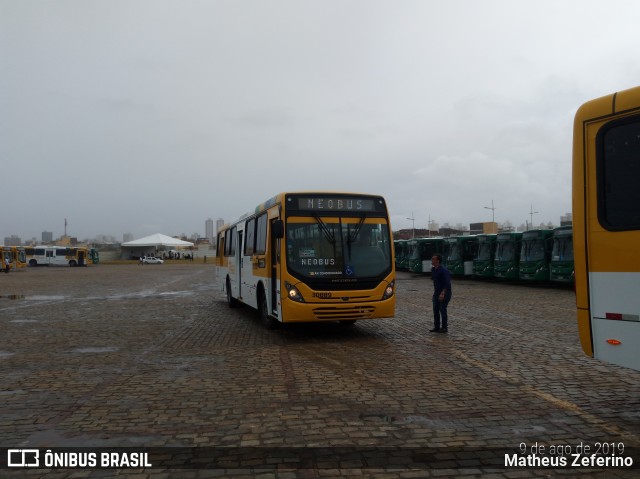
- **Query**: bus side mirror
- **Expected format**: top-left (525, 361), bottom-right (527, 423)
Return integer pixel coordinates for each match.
top-left (273, 219), bottom-right (284, 239)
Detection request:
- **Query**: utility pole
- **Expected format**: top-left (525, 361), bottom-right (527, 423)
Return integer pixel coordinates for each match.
top-left (406, 213), bottom-right (416, 238)
top-left (528, 204), bottom-right (539, 230)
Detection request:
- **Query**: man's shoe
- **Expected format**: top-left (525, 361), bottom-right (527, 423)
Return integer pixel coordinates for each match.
top-left (429, 328), bottom-right (440, 332)
top-left (440, 328), bottom-right (448, 333)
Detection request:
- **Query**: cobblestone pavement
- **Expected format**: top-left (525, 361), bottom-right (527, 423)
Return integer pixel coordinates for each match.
top-left (1, 264), bottom-right (639, 478)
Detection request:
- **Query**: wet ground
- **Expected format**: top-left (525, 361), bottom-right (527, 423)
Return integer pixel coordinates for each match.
top-left (0, 264), bottom-right (639, 478)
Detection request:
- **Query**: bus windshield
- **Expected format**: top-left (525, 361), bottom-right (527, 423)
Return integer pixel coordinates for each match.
top-left (476, 242), bottom-right (493, 261)
top-left (496, 242), bottom-right (515, 261)
top-left (521, 239), bottom-right (545, 261)
top-left (444, 242), bottom-right (461, 261)
top-left (286, 218), bottom-right (391, 280)
top-left (552, 237), bottom-right (574, 261)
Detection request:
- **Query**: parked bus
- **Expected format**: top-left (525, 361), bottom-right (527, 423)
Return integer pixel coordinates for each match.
top-left (2, 246), bottom-right (27, 272)
top-left (408, 237), bottom-right (444, 273)
top-left (24, 246), bottom-right (90, 267)
top-left (573, 86), bottom-right (640, 371)
top-left (473, 234), bottom-right (497, 278)
top-left (550, 225), bottom-right (574, 283)
top-left (393, 240), bottom-right (408, 270)
top-left (493, 232), bottom-right (522, 280)
top-left (89, 247), bottom-right (100, 264)
top-left (216, 192), bottom-right (395, 328)
top-left (442, 235), bottom-right (478, 276)
top-left (519, 229), bottom-right (553, 281)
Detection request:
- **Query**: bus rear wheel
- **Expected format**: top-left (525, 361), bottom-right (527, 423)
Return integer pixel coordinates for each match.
top-left (69, 260), bottom-right (77, 267)
top-left (226, 278), bottom-right (238, 308)
top-left (29, 259), bottom-right (37, 267)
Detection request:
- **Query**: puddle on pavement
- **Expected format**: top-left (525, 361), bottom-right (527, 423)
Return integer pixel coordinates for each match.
top-left (157, 290), bottom-right (195, 298)
top-left (71, 347), bottom-right (119, 354)
top-left (1, 295), bottom-right (69, 301)
top-left (27, 295), bottom-right (67, 301)
top-left (102, 290), bottom-right (195, 300)
top-left (0, 351), bottom-right (16, 358)
top-left (10, 319), bottom-right (38, 323)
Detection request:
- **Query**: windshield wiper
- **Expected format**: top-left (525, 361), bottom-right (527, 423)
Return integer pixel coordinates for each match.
top-left (346, 215), bottom-right (366, 259)
top-left (313, 215), bottom-right (336, 245)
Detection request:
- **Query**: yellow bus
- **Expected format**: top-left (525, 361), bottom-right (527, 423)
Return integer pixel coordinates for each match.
top-left (2, 246), bottom-right (27, 272)
top-left (573, 86), bottom-right (640, 371)
top-left (216, 192), bottom-right (396, 328)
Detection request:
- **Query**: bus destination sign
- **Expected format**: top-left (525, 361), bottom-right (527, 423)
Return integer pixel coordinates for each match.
top-left (292, 196), bottom-right (379, 213)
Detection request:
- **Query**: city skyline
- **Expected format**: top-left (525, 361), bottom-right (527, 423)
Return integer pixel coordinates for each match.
top-left (3, 211), bottom-right (571, 246)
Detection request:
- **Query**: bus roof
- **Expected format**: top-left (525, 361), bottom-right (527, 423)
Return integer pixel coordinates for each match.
top-left (575, 85), bottom-right (640, 123)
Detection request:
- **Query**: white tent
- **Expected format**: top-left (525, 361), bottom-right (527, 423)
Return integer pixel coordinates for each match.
top-left (121, 233), bottom-right (194, 260)
top-left (122, 233), bottom-right (194, 248)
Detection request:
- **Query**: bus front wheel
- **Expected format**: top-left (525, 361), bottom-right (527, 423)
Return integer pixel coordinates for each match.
top-left (260, 293), bottom-right (277, 330)
top-left (339, 320), bottom-right (357, 327)
top-left (29, 259), bottom-right (37, 267)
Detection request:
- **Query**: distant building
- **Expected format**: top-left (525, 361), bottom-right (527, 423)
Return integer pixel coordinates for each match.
top-left (96, 234), bottom-right (117, 244)
top-left (469, 222), bottom-right (498, 235)
top-left (216, 218), bottom-right (225, 234)
top-left (205, 218), bottom-right (214, 241)
top-left (560, 213), bottom-right (572, 226)
top-left (42, 231), bottom-right (53, 243)
top-left (56, 236), bottom-right (78, 246)
top-left (4, 235), bottom-right (22, 246)
top-left (439, 227), bottom-right (467, 237)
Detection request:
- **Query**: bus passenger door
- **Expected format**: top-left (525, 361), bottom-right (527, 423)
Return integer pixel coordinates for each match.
top-left (270, 219), bottom-right (282, 315)
top-left (236, 231), bottom-right (243, 301)
top-left (46, 249), bottom-right (54, 265)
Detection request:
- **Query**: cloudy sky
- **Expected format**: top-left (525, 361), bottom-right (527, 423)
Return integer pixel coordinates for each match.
top-left (2, 1), bottom-right (639, 241)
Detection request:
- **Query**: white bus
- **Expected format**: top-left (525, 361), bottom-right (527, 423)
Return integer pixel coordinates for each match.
top-left (24, 246), bottom-right (89, 267)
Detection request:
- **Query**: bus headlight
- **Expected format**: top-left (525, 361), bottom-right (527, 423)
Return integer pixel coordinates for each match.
top-left (382, 280), bottom-right (395, 300)
top-left (285, 282), bottom-right (305, 303)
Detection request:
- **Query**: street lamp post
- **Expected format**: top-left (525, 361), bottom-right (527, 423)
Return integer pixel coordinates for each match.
top-left (484, 200), bottom-right (496, 223)
top-left (528, 204), bottom-right (539, 230)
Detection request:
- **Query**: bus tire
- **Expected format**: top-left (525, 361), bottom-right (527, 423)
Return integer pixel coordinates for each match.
top-left (259, 291), bottom-right (277, 330)
top-left (339, 320), bottom-right (357, 327)
top-left (226, 278), bottom-right (238, 308)
top-left (29, 259), bottom-right (37, 267)
top-left (69, 260), bottom-right (77, 267)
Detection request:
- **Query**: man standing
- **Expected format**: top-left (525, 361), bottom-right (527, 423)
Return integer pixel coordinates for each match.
top-left (430, 254), bottom-right (452, 333)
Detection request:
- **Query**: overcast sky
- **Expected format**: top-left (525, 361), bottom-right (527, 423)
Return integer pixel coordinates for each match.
top-left (2, 1), bottom-right (639, 241)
